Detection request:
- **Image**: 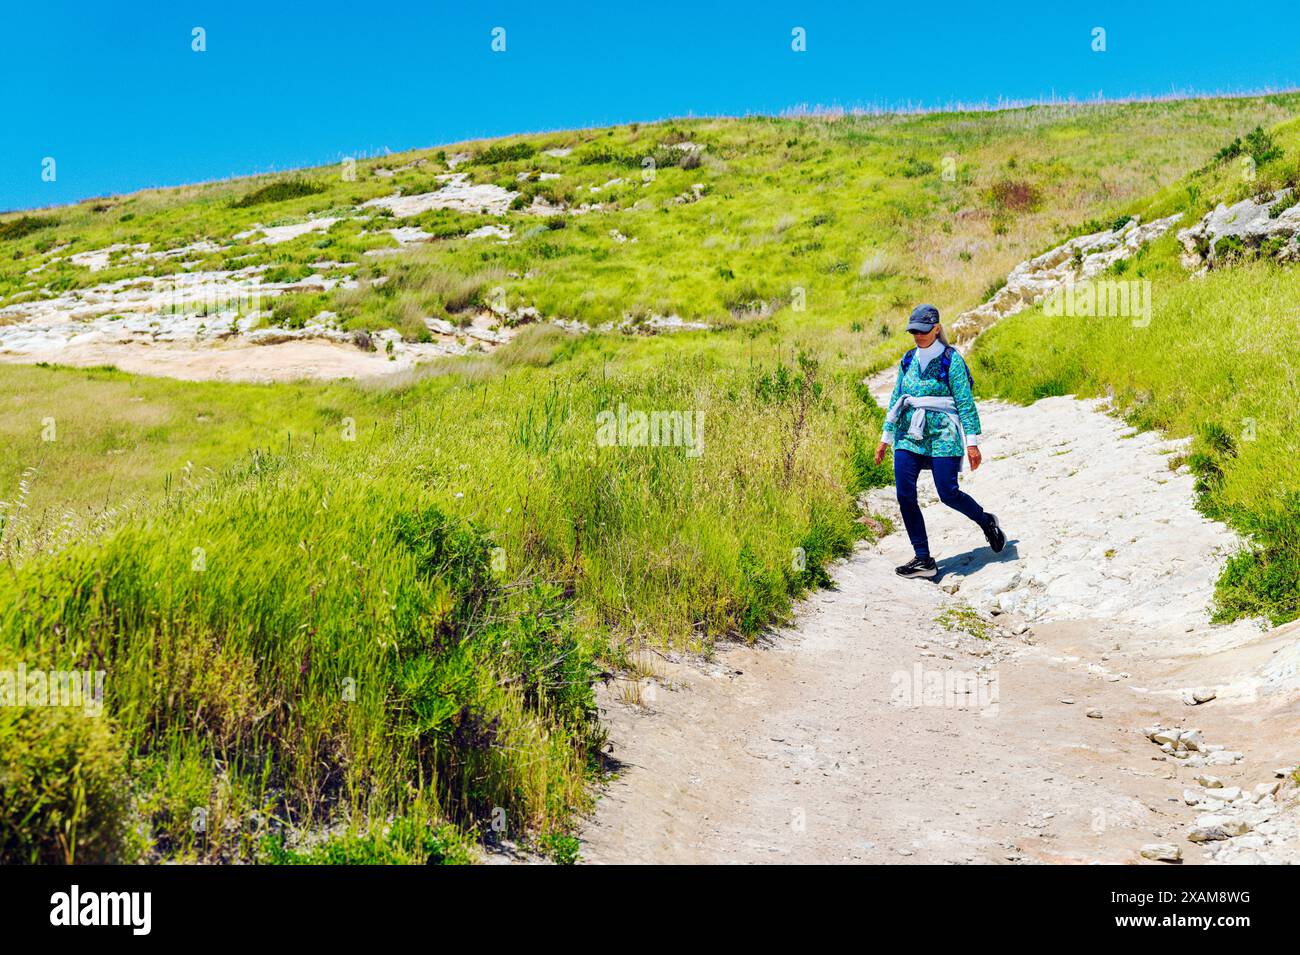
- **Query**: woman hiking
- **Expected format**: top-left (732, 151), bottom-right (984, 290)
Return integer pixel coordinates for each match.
top-left (873, 304), bottom-right (1006, 579)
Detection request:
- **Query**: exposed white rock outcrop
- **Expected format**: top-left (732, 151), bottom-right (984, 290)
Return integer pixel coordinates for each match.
top-left (1176, 189), bottom-right (1300, 270)
top-left (464, 224), bottom-right (512, 241)
top-left (0, 266), bottom-right (354, 354)
top-left (548, 314), bottom-right (711, 337)
top-left (385, 226), bottom-right (435, 245)
top-left (234, 217), bottom-right (341, 245)
top-left (950, 214), bottom-right (1182, 342)
top-left (362, 173), bottom-right (517, 217)
top-left (54, 239), bottom-right (226, 274)
top-left (69, 243), bottom-right (150, 271)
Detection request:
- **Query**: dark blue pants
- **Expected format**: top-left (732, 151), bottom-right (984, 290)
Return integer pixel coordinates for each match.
top-left (893, 448), bottom-right (990, 560)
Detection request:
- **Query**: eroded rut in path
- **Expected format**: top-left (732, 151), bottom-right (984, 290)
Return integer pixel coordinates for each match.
top-left (579, 372), bottom-right (1300, 865)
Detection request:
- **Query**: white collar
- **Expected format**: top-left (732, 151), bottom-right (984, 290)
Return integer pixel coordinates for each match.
top-left (915, 338), bottom-right (945, 368)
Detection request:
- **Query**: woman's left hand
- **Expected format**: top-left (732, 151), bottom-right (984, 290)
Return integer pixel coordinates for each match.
top-left (967, 446), bottom-right (982, 471)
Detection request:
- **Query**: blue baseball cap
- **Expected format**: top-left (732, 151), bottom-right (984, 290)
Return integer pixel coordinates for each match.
top-left (906, 304), bottom-right (940, 333)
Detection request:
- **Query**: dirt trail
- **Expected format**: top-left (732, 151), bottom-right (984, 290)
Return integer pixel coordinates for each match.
top-left (0, 340), bottom-right (426, 383)
top-left (579, 372), bottom-right (1300, 864)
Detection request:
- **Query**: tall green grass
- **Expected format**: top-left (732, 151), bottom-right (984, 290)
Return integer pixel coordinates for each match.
top-left (0, 338), bottom-right (888, 862)
top-left (1, 447), bottom-right (600, 861)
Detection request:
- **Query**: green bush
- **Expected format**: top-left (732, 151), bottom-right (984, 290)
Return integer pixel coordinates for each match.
top-left (470, 142), bottom-right (536, 165)
top-left (1214, 126), bottom-right (1283, 168)
top-left (0, 458), bottom-right (601, 860)
top-left (0, 703), bottom-right (129, 863)
top-left (900, 157), bottom-right (936, 178)
top-left (231, 178), bottom-right (326, 208)
top-left (260, 817), bottom-right (476, 865)
top-left (0, 215), bottom-right (58, 242)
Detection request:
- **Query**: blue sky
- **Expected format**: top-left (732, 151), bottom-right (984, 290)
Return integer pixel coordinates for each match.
top-left (3, 1), bottom-right (1298, 211)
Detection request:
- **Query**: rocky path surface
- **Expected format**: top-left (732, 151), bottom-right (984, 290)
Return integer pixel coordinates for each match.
top-left (579, 372), bottom-right (1300, 864)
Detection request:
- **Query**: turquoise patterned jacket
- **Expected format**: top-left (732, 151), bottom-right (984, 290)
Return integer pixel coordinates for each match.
top-left (880, 348), bottom-right (982, 458)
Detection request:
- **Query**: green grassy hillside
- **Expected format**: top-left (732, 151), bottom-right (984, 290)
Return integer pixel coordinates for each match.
top-left (3, 94), bottom-right (1298, 863)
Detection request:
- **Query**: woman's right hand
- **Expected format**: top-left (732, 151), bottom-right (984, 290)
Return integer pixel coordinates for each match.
top-left (874, 441), bottom-right (890, 466)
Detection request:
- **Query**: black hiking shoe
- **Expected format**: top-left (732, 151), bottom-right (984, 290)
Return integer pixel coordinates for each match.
top-left (895, 556), bottom-right (938, 579)
top-left (983, 513), bottom-right (1006, 553)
